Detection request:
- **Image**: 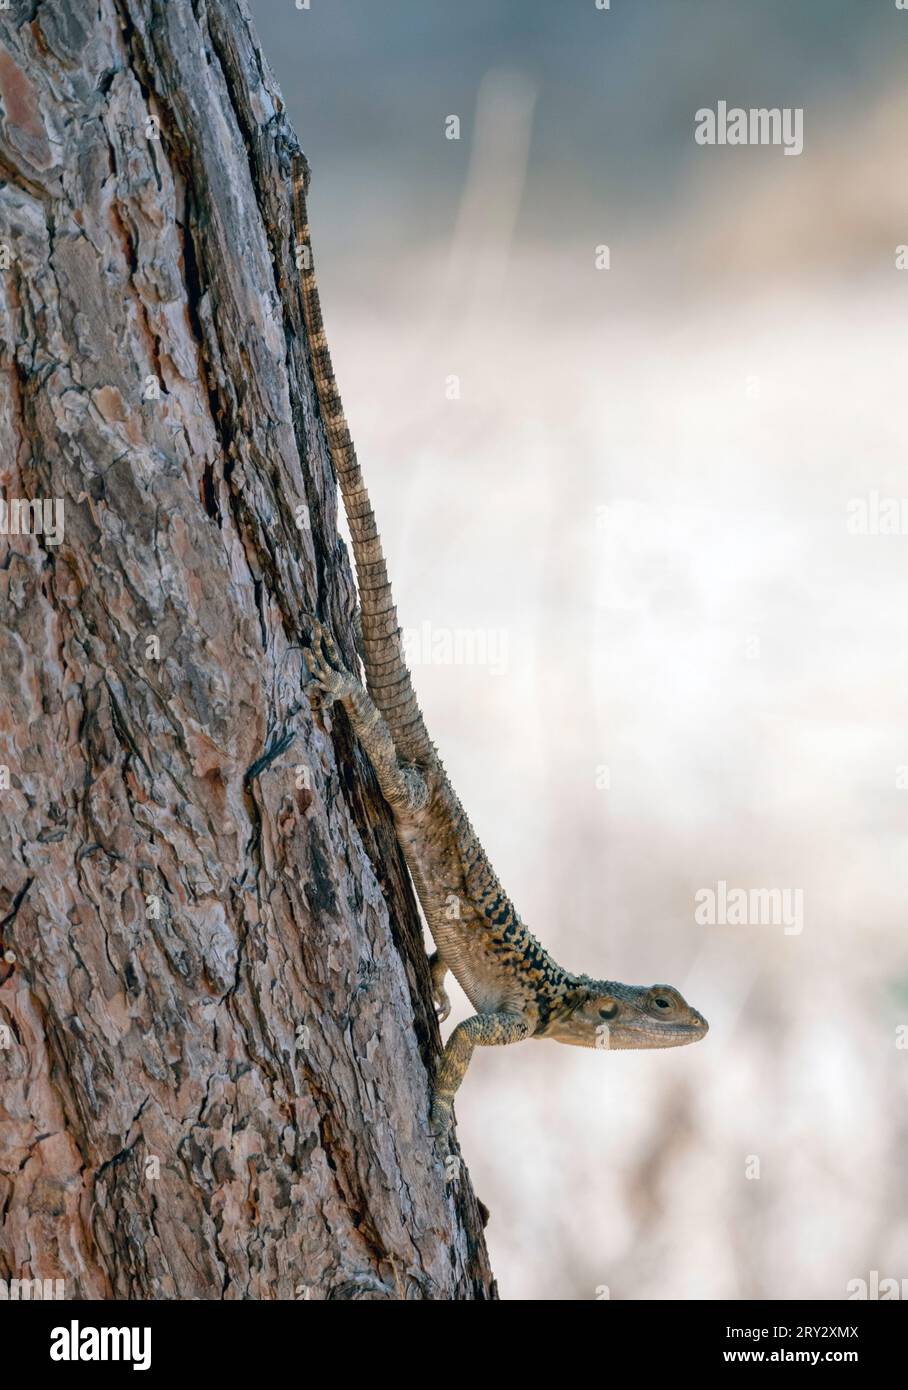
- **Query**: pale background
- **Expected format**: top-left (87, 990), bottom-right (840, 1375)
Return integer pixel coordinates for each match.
top-left (250, 0), bottom-right (908, 1300)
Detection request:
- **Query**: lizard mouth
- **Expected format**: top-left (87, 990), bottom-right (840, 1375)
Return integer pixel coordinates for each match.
top-left (621, 1016), bottom-right (709, 1047)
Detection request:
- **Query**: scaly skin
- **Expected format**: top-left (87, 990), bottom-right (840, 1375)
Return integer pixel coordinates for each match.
top-left (291, 153), bottom-right (708, 1154)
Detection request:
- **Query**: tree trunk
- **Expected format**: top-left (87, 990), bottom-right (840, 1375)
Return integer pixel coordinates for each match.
top-left (0, 0), bottom-right (494, 1301)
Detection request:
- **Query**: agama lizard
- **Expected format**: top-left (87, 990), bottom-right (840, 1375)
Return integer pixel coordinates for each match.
top-left (291, 153), bottom-right (708, 1152)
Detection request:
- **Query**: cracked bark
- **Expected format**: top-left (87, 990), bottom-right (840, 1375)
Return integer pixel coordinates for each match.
top-left (0, 0), bottom-right (495, 1301)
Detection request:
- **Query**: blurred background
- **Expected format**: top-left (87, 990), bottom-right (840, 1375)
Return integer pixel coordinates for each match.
top-left (250, 0), bottom-right (908, 1300)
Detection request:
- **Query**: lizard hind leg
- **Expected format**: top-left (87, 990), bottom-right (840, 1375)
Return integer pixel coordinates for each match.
top-left (303, 615), bottom-right (428, 816)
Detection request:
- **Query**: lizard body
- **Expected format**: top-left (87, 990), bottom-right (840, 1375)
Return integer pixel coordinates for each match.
top-left (290, 154), bottom-right (708, 1147)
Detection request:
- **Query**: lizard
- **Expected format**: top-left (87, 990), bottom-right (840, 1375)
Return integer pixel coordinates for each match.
top-left (289, 152), bottom-right (708, 1154)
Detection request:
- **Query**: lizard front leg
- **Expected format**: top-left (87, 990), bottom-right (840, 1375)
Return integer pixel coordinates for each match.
top-left (428, 950), bottom-right (451, 1022)
top-left (430, 1011), bottom-right (529, 1149)
top-left (304, 617), bottom-right (428, 815)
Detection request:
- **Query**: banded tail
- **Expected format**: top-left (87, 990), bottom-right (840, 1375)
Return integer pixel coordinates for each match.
top-left (291, 154), bottom-right (431, 764)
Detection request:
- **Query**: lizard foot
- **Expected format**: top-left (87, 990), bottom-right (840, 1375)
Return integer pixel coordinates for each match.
top-left (428, 1095), bottom-right (453, 1152)
top-left (303, 615), bottom-right (356, 706)
top-left (433, 986), bottom-right (452, 1024)
top-left (428, 950), bottom-right (451, 1023)
top-left (429, 1103), bottom-right (460, 1179)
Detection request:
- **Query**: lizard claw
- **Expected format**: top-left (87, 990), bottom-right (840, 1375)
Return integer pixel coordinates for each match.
top-left (428, 951), bottom-right (451, 1024)
top-left (429, 1105), bottom-right (460, 1180)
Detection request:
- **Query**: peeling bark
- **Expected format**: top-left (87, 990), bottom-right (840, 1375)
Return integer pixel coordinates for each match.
top-left (0, 0), bottom-right (494, 1300)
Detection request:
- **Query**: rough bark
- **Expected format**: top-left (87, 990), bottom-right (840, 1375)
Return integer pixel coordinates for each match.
top-left (0, 0), bottom-right (494, 1300)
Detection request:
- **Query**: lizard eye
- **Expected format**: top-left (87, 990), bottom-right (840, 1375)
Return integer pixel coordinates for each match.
top-left (654, 997), bottom-right (671, 1009)
top-left (598, 1003), bottom-right (618, 1020)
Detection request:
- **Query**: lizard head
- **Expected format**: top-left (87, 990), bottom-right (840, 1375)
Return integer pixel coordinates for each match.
top-left (545, 978), bottom-right (708, 1051)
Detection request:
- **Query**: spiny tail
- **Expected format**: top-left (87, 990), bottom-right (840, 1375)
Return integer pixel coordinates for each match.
top-left (291, 154), bottom-right (431, 764)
